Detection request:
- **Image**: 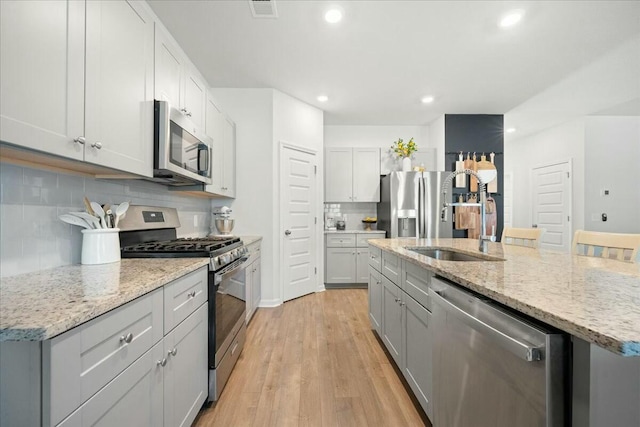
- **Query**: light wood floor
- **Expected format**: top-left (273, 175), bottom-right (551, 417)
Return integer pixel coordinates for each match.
top-left (194, 289), bottom-right (429, 427)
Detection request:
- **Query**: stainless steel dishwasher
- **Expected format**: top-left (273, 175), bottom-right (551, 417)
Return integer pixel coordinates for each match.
top-left (430, 277), bottom-right (567, 427)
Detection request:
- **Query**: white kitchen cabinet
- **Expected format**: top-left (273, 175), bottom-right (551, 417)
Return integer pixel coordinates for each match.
top-left (57, 341), bottom-right (164, 427)
top-left (0, 0), bottom-right (84, 161)
top-left (368, 267), bottom-right (383, 334)
top-left (381, 274), bottom-right (402, 366)
top-left (325, 148), bottom-right (380, 202)
top-left (0, 0), bottom-right (154, 177)
top-left (163, 303), bottom-right (208, 427)
top-left (246, 241), bottom-right (262, 323)
top-left (204, 94), bottom-right (236, 198)
top-left (155, 24), bottom-right (206, 131)
top-left (325, 232), bottom-right (384, 285)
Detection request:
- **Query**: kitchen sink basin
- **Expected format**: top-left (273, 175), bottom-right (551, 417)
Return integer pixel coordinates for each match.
top-left (405, 247), bottom-right (504, 262)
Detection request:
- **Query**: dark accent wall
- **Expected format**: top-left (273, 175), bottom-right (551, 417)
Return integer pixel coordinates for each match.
top-left (444, 115), bottom-right (504, 240)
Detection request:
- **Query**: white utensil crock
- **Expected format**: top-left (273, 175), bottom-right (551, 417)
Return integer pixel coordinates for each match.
top-left (402, 157), bottom-right (412, 171)
top-left (81, 228), bottom-right (121, 265)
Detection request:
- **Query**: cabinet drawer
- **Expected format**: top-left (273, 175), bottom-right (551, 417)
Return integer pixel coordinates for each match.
top-left (325, 233), bottom-right (356, 248)
top-left (356, 232), bottom-right (385, 248)
top-left (368, 245), bottom-right (382, 272)
top-left (381, 250), bottom-right (401, 284)
top-left (164, 267), bottom-right (208, 334)
top-left (44, 288), bottom-right (164, 426)
top-left (246, 241), bottom-right (261, 265)
top-left (402, 260), bottom-right (432, 311)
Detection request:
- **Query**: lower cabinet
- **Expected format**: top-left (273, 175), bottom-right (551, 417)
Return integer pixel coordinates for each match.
top-left (370, 253), bottom-right (434, 422)
top-left (325, 232), bottom-right (385, 285)
top-left (246, 240), bottom-right (262, 323)
top-left (325, 247), bottom-right (357, 283)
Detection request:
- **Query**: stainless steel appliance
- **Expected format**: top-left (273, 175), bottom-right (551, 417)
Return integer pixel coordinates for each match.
top-left (430, 278), bottom-right (567, 427)
top-left (377, 171), bottom-right (452, 238)
top-left (118, 206), bottom-right (248, 403)
top-left (153, 100), bottom-right (213, 186)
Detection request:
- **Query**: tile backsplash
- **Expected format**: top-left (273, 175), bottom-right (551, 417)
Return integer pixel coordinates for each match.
top-left (324, 202), bottom-right (377, 230)
top-left (0, 163), bottom-right (212, 278)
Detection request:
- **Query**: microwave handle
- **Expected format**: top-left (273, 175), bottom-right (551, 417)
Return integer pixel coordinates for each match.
top-left (198, 143), bottom-right (210, 177)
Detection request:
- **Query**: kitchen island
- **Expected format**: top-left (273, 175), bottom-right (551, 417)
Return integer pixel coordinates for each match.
top-left (368, 237), bottom-right (640, 427)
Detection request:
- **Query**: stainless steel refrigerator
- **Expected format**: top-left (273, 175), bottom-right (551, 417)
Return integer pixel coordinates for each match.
top-left (377, 171), bottom-right (453, 238)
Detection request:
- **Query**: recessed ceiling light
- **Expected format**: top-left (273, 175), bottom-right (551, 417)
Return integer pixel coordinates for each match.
top-left (325, 8), bottom-right (343, 24)
top-left (421, 96), bottom-right (435, 104)
top-left (505, 127), bottom-right (516, 133)
top-left (499, 10), bottom-right (525, 28)
top-left (317, 95), bottom-right (329, 102)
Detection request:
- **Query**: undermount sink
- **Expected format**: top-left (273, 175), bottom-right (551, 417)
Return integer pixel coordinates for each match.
top-left (406, 247), bottom-right (504, 262)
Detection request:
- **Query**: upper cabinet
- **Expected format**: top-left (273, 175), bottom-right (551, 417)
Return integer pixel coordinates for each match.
top-left (154, 25), bottom-right (207, 130)
top-left (204, 94), bottom-right (236, 198)
top-left (325, 148), bottom-right (380, 202)
top-left (0, 0), bottom-right (154, 177)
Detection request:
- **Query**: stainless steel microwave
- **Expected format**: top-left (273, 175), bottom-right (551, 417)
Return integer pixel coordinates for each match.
top-left (153, 100), bottom-right (213, 186)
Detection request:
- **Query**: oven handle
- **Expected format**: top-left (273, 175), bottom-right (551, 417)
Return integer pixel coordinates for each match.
top-left (214, 257), bottom-right (249, 285)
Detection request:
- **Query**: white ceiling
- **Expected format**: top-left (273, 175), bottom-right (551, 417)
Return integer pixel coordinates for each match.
top-left (147, 0), bottom-right (640, 126)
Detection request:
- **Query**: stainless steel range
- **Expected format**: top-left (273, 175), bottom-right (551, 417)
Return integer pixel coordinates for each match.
top-left (119, 205), bottom-right (248, 403)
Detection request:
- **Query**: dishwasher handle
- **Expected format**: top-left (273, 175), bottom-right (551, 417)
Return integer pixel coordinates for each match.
top-left (431, 289), bottom-right (544, 362)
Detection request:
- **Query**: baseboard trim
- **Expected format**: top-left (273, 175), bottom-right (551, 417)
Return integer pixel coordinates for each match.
top-left (324, 283), bottom-right (368, 289)
top-left (258, 298), bottom-right (282, 308)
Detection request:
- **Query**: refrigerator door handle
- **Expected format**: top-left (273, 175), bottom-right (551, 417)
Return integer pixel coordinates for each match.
top-left (418, 175), bottom-right (425, 238)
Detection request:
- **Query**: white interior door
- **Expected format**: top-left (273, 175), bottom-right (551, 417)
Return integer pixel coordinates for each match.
top-left (532, 161), bottom-right (572, 252)
top-left (281, 145), bottom-right (318, 302)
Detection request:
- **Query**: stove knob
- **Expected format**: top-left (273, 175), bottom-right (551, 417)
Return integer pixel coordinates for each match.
top-left (213, 256), bottom-right (220, 267)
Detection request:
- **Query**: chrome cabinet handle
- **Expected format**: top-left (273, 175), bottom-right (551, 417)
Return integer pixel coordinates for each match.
top-left (168, 348), bottom-right (177, 357)
top-left (91, 141), bottom-right (102, 149)
top-left (399, 301), bottom-right (406, 307)
top-left (119, 332), bottom-right (133, 344)
top-left (370, 254), bottom-right (377, 259)
top-left (394, 297), bottom-right (400, 303)
top-left (186, 112), bottom-right (192, 117)
top-left (73, 136), bottom-right (85, 145)
top-left (284, 230), bottom-right (291, 236)
top-left (376, 281), bottom-right (381, 284)
top-left (157, 358), bottom-right (167, 367)
top-left (180, 108), bottom-right (188, 114)
top-left (187, 291), bottom-right (196, 298)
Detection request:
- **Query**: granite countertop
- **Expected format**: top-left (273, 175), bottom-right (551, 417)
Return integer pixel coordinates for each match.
top-left (325, 229), bottom-right (386, 234)
top-left (0, 258), bottom-right (210, 342)
top-left (239, 235), bottom-right (262, 245)
top-left (369, 238), bottom-right (640, 357)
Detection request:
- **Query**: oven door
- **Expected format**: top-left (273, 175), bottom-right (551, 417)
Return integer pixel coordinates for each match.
top-left (210, 257), bottom-right (247, 368)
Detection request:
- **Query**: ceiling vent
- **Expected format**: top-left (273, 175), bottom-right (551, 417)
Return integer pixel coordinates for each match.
top-left (249, 0), bottom-right (278, 18)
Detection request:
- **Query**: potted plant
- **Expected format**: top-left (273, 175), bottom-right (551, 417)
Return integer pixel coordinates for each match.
top-left (391, 137), bottom-right (417, 171)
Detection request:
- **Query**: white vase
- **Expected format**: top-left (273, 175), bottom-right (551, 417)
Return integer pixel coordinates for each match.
top-left (402, 157), bottom-right (411, 172)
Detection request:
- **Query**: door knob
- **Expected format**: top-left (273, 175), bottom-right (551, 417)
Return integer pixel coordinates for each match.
top-left (284, 230), bottom-right (291, 236)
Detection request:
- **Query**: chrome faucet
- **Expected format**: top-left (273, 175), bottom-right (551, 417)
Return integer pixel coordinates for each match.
top-left (441, 169), bottom-right (496, 253)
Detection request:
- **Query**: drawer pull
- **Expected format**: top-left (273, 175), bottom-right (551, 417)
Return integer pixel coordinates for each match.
top-left (168, 347), bottom-right (178, 357)
top-left (370, 254), bottom-right (377, 259)
top-left (119, 333), bottom-right (133, 344)
top-left (231, 341), bottom-right (239, 356)
top-left (187, 291), bottom-right (196, 298)
top-left (157, 358), bottom-right (167, 367)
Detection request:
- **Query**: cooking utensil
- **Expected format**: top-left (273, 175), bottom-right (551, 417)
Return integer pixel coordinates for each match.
top-left (59, 214), bottom-right (93, 229)
top-left (69, 212), bottom-right (101, 229)
top-left (488, 152), bottom-right (498, 193)
top-left (455, 194), bottom-right (465, 229)
top-left (470, 152), bottom-right (478, 192)
top-left (90, 202), bottom-right (106, 229)
top-left (455, 152), bottom-right (465, 188)
top-left (105, 209), bottom-right (114, 229)
top-left (485, 197), bottom-right (497, 237)
top-left (215, 218), bottom-right (235, 235)
top-left (83, 196), bottom-right (96, 216)
top-left (476, 153), bottom-right (497, 189)
top-left (114, 202), bottom-right (129, 228)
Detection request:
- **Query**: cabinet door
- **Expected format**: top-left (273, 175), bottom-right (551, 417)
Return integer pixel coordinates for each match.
top-left (222, 117), bottom-right (236, 197)
top-left (0, 0), bottom-right (84, 160)
top-left (403, 294), bottom-right (433, 420)
top-left (252, 259), bottom-right (261, 314)
top-left (84, 0), bottom-right (154, 177)
top-left (183, 68), bottom-right (206, 129)
top-left (245, 259), bottom-right (254, 322)
top-left (325, 148), bottom-right (353, 202)
top-left (154, 25), bottom-right (183, 108)
top-left (57, 341), bottom-right (164, 427)
top-left (325, 247), bottom-right (356, 284)
top-left (164, 304), bottom-right (208, 427)
top-left (368, 267), bottom-right (383, 334)
top-left (353, 148), bottom-right (381, 202)
top-left (381, 275), bottom-right (402, 366)
top-left (204, 95), bottom-right (224, 195)
top-left (356, 248), bottom-right (370, 283)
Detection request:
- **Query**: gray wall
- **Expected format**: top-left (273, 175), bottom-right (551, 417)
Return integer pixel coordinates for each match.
top-left (584, 116), bottom-right (640, 233)
top-left (0, 163), bottom-right (212, 278)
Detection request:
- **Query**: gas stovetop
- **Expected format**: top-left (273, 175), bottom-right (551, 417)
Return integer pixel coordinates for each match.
top-left (121, 236), bottom-right (241, 258)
